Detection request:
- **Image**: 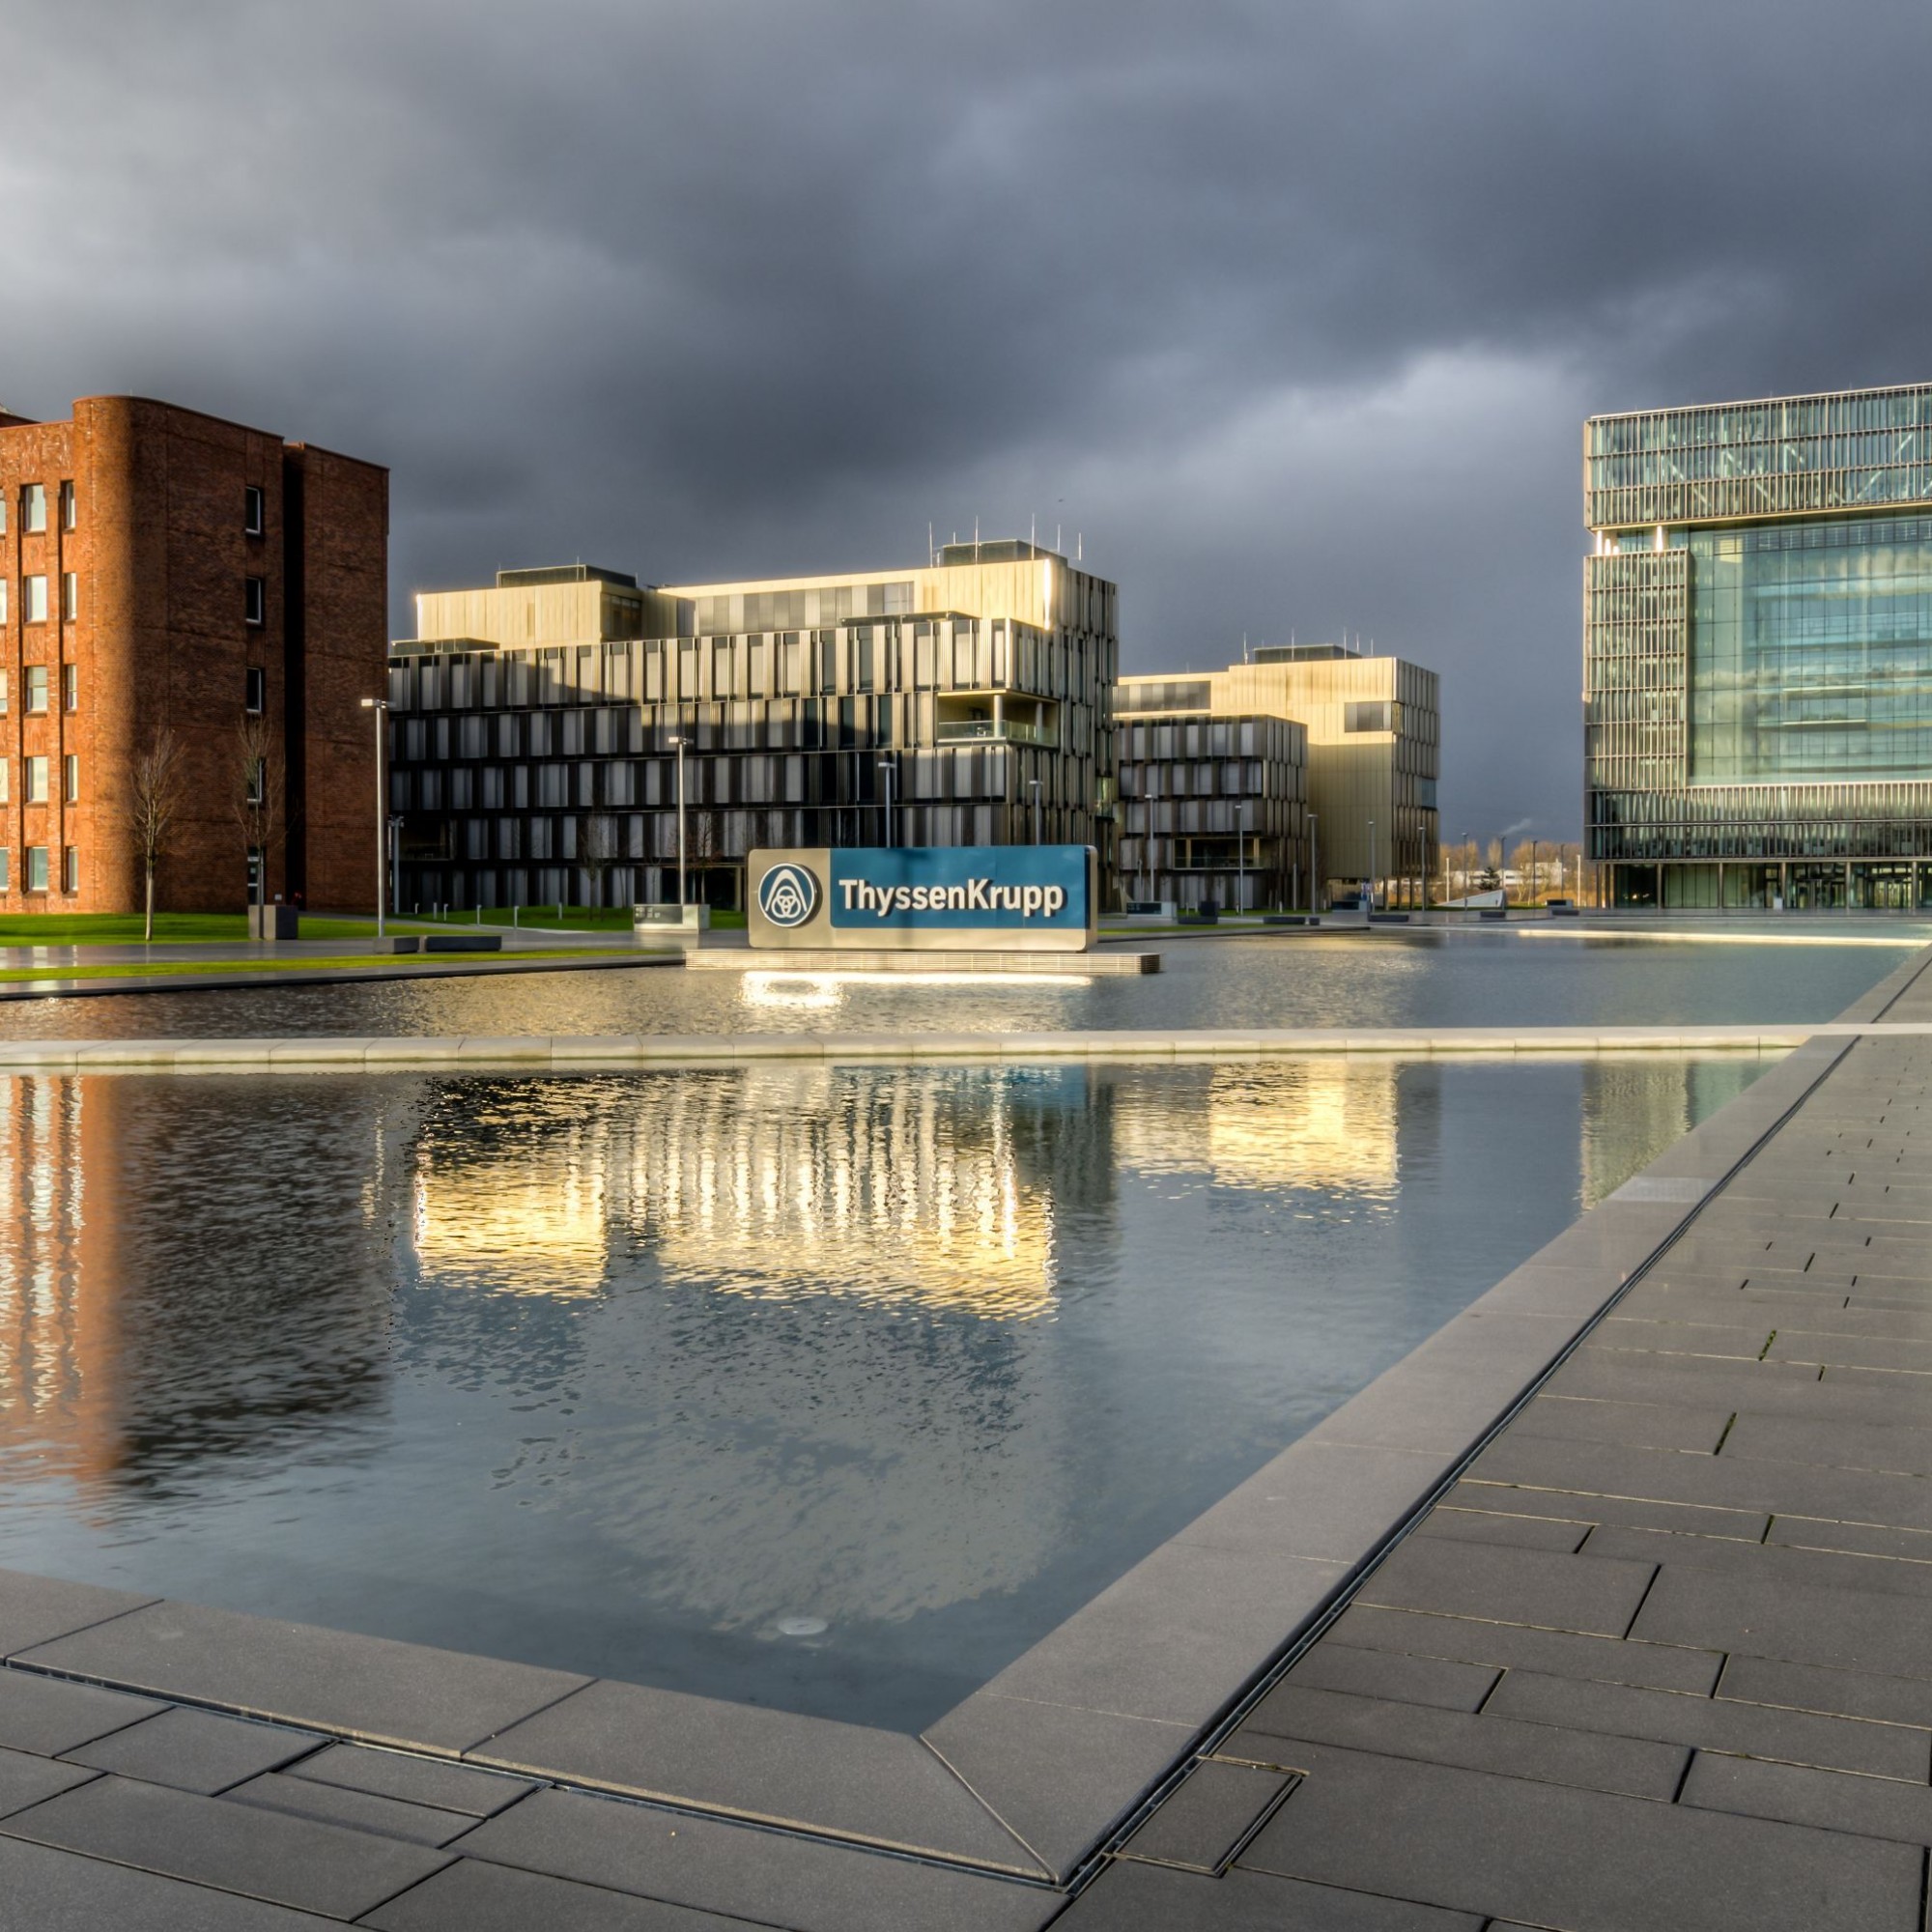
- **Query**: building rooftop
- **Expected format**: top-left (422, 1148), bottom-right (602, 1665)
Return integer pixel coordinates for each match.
top-left (495, 564), bottom-right (639, 589)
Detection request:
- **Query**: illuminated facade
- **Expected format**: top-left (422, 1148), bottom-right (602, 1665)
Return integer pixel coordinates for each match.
top-left (1117, 645), bottom-right (1439, 908)
top-left (386, 542), bottom-right (1118, 910)
top-left (1585, 384), bottom-right (1932, 908)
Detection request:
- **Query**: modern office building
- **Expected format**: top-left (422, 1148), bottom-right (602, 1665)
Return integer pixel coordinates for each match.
top-left (1117, 643), bottom-right (1439, 907)
top-left (386, 542), bottom-right (1119, 910)
top-left (1585, 383), bottom-right (1932, 909)
top-left (0, 395), bottom-right (387, 913)
top-left (1115, 710), bottom-right (1307, 912)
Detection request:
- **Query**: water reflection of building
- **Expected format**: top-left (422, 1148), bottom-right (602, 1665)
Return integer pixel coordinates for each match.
top-left (0, 1075), bottom-right (116, 1483)
top-left (409, 1065), bottom-right (1119, 1320)
top-left (1112, 1061), bottom-right (1400, 1197)
top-left (1578, 1054), bottom-right (1767, 1208)
top-left (0, 1075), bottom-right (396, 1495)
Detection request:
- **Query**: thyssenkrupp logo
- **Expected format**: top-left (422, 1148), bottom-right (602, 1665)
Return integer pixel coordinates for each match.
top-left (758, 862), bottom-right (820, 927)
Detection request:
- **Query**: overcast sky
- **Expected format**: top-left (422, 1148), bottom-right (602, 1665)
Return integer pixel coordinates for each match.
top-left (9, 0), bottom-right (1930, 838)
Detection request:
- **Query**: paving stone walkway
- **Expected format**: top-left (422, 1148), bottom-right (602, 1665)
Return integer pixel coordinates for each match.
top-left (1061, 967), bottom-right (1932, 1929)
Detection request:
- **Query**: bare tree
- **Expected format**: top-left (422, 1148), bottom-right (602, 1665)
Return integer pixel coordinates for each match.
top-left (127, 726), bottom-right (188, 942)
top-left (580, 810), bottom-right (619, 910)
top-left (232, 718), bottom-right (286, 909)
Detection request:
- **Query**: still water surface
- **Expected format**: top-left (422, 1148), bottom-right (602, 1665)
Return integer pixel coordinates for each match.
top-left (0, 1053), bottom-right (1771, 1729)
top-left (0, 928), bottom-right (1909, 1038)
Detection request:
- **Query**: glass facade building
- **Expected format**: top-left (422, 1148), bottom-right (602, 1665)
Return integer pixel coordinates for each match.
top-left (1585, 384), bottom-right (1932, 909)
top-left (386, 545), bottom-right (1118, 911)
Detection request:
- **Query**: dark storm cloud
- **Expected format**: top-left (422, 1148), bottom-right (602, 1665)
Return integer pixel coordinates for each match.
top-left (9, 0), bottom-right (1932, 836)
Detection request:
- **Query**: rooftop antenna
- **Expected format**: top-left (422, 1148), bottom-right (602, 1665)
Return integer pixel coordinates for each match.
top-left (974, 515), bottom-right (980, 561)
top-left (1242, 632), bottom-right (1250, 663)
top-left (1056, 524), bottom-right (1062, 553)
top-left (928, 520), bottom-right (934, 567)
top-left (1030, 512), bottom-right (1037, 548)
top-left (1076, 531), bottom-right (1082, 563)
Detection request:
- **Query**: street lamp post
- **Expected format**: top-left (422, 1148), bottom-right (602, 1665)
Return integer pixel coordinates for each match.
top-left (668, 734), bottom-right (691, 907)
top-left (1367, 817), bottom-right (1376, 916)
top-left (1308, 811), bottom-right (1320, 914)
top-left (360, 696), bottom-right (388, 939)
top-left (1530, 838), bottom-right (1539, 908)
top-left (1236, 797), bottom-right (1247, 915)
top-left (1029, 777), bottom-right (1041, 845)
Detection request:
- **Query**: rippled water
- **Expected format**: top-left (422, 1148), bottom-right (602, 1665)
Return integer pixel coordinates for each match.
top-left (0, 927), bottom-right (1908, 1039)
top-left (0, 1053), bottom-right (1773, 1728)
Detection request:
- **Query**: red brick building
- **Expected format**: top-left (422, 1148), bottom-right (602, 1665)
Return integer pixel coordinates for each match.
top-left (0, 395), bottom-right (387, 914)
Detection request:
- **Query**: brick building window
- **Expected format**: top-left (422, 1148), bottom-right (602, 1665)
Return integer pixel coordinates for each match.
top-left (24, 849), bottom-right (45, 894)
top-left (245, 758), bottom-right (266, 807)
top-left (0, 851), bottom-right (9, 892)
top-left (62, 665), bottom-right (76, 711)
top-left (24, 757), bottom-right (47, 804)
top-left (0, 671), bottom-right (8, 714)
top-left (244, 577), bottom-right (266, 626)
top-left (62, 846), bottom-right (77, 894)
top-left (244, 668), bottom-right (266, 714)
top-left (0, 759), bottom-right (9, 803)
top-left (23, 577), bottom-right (46, 625)
top-left (22, 485), bottom-right (44, 534)
top-left (0, 581), bottom-right (7, 623)
top-left (60, 574), bottom-right (76, 622)
top-left (58, 482), bottom-right (75, 530)
top-left (63, 755), bottom-right (77, 804)
top-left (244, 486), bottom-right (265, 536)
top-left (24, 668), bottom-right (47, 714)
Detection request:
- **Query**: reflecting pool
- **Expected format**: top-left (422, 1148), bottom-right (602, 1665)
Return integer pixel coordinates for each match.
top-left (0, 927), bottom-right (1910, 1039)
top-left (0, 1053), bottom-right (1770, 1730)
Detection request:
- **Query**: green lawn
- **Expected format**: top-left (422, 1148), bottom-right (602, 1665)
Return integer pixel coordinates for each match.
top-left (413, 904), bottom-right (749, 932)
top-left (0, 948), bottom-right (618, 985)
top-left (0, 913), bottom-right (448, 946)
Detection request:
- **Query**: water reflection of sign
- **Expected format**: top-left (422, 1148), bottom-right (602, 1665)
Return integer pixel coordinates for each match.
top-left (756, 862), bottom-right (819, 928)
top-left (747, 847), bottom-right (1095, 952)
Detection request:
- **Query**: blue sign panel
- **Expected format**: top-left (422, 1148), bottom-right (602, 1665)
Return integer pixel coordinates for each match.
top-left (828, 846), bottom-right (1089, 931)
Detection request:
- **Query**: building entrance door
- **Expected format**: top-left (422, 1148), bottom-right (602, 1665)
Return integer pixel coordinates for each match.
top-left (1786, 864), bottom-right (1847, 911)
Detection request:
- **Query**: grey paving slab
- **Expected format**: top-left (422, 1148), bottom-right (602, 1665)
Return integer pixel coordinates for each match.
top-left (0, 1569), bottom-right (154, 1657)
top-left (0, 1772), bottom-right (451, 1918)
top-left (1057, 1860), bottom-right (1484, 1930)
top-left (1468, 1431), bottom-right (1932, 1530)
top-left (61, 1706), bottom-right (320, 1793)
top-left (1633, 1562), bottom-right (1932, 1681)
top-left (1767, 1512), bottom-right (1932, 1560)
top-left (285, 1742), bottom-right (532, 1817)
top-left (1354, 1535), bottom-right (1656, 1637)
top-left (0, 1746), bottom-right (99, 1819)
top-left (1228, 1683), bottom-right (1686, 1800)
top-left (469, 1678), bottom-right (1037, 1871)
top-left (1322, 1603), bottom-right (1725, 1693)
top-left (1543, 1350), bottom-right (1823, 1409)
top-left (452, 1788), bottom-right (1060, 1932)
top-left (1506, 1394), bottom-right (1735, 1454)
top-left (0, 1833), bottom-right (340, 1929)
top-left (924, 1693), bottom-right (1195, 1882)
top-left (361, 1856), bottom-right (759, 1930)
top-left (1719, 1653), bottom-right (1932, 1728)
top-left (17, 1598), bottom-right (588, 1753)
top-left (1486, 1666), bottom-right (1927, 1779)
top-left (1283, 1644), bottom-right (1499, 1713)
top-left (1408, 1507), bottom-right (1586, 1551)
top-left (226, 1769), bottom-right (476, 1846)
top-left (1723, 1409), bottom-right (1932, 1476)
top-left (1444, 1477), bottom-right (1770, 1542)
top-left (1116, 1761), bottom-right (1292, 1873)
top-left (1681, 1750), bottom-right (1932, 1847)
top-left (1239, 1741), bottom-right (1919, 1930)
top-left (1584, 1522), bottom-right (1932, 1604)
top-left (0, 1665), bottom-right (162, 1755)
